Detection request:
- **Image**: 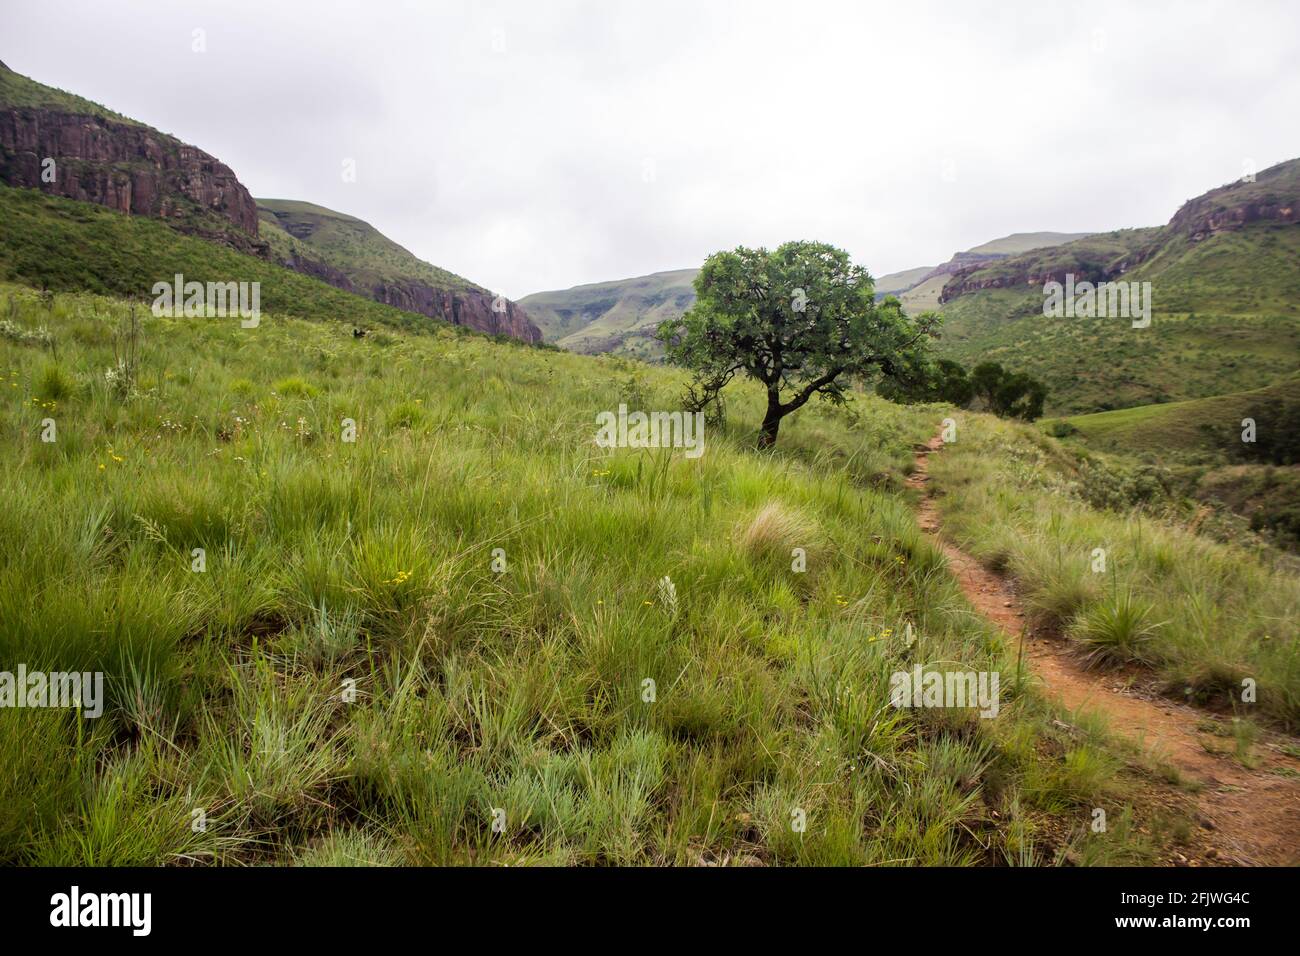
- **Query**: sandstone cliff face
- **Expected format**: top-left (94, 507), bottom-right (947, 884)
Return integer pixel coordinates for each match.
top-left (1167, 194), bottom-right (1298, 241)
top-left (0, 96), bottom-right (543, 342)
top-left (0, 107), bottom-right (259, 239)
top-left (261, 245), bottom-right (541, 342)
top-left (940, 167), bottom-right (1300, 303)
top-left (938, 260), bottom-right (1126, 302)
top-left (938, 235), bottom-right (1161, 303)
top-left (368, 277), bottom-right (542, 343)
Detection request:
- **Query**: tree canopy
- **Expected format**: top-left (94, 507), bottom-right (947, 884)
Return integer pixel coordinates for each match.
top-left (658, 241), bottom-right (937, 447)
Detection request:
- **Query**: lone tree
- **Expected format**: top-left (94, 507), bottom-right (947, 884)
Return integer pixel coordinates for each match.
top-left (658, 241), bottom-right (937, 448)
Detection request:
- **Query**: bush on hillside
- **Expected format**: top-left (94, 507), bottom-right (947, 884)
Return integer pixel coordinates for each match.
top-left (1231, 395), bottom-right (1300, 466)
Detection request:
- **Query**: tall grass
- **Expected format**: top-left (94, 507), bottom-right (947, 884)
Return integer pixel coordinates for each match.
top-left (928, 414), bottom-right (1300, 726)
top-left (0, 283), bottom-right (1163, 865)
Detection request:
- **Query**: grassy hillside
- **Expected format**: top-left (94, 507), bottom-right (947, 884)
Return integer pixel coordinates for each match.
top-left (2, 275), bottom-right (1215, 866)
top-left (1043, 378), bottom-right (1300, 553)
top-left (964, 232), bottom-right (1095, 256)
top-left (1046, 378), bottom-right (1300, 458)
top-left (520, 268), bottom-right (698, 355)
top-left (0, 185), bottom-right (499, 339)
top-left (257, 199), bottom-right (477, 295)
top-left (898, 274), bottom-right (950, 315)
top-left (927, 414), bottom-right (1300, 725)
top-left (934, 223), bottom-right (1300, 414)
top-left (932, 160), bottom-right (1300, 415)
top-left (875, 265), bottom-right (935, 296)
top-left (522, 233), bottom-right (1094, 358)
top-left (0, 60), bottom-right (142, 126)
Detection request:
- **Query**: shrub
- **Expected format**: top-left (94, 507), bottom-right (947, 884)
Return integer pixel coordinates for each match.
top-left (34, 361), bottom-right (75, 402)
top-left (273, 376), bottom-right (319, 398)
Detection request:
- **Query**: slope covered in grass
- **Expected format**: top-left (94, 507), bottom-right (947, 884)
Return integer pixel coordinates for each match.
top-left (926, 415), bottom-right (1300, 725)
top-left (0, 60), bottom-right (142, 126)
top-left (1045, 377), bottom-right (1300, 458)
top-left (256, 199), bottom-right (477, 295)
top-left (0, 185), bottom-right (505, 339)
top-left (0, 280), bottom-right (1170, 866)
top-left (964, 232), bottom-right (1095, 256)
top-left (520, 268), bottom-right (698, 355)
top-left (934, 224), bottom-right (1300, 414)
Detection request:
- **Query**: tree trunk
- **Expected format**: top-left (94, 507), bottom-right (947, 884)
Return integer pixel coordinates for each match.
top-left (758, 390), bottom-right (782, 448)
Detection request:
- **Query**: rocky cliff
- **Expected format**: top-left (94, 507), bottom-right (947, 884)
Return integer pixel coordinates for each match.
top-left (939, 160), bottom-right (1300, 303)
top-left (938, 229), bottom-right (1165, 302)
top-left (258, 199), bottom-right (543, 343)
top-left (267, 250), bottom-right (542, 343)
top-left (369, 278), bottom-right (541, 342)
top-left (0, 107), bottom-right (259, 244)
top-left (1166, 170), bottom-right (1299, 241)
top-left (0, 64), bottom-right (543, 344)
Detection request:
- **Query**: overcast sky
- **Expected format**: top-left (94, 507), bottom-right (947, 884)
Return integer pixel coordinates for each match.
top-left (5, 0), bottom-right (1299, 298)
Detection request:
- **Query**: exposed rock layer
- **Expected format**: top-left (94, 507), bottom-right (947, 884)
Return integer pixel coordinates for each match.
top-left (0, 107), bottom-right (259, 237)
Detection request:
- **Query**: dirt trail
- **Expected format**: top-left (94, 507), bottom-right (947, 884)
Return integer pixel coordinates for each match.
top-left (908, 435), bottom-right (1300, 866)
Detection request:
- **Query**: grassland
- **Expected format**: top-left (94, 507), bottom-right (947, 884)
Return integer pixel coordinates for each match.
top-left (0, 185), bottom-right (507, 340)
top-left (1041, 377), bottom-right (1300, 554)
top-left (926, 414), bottom-right (1300, 726)
top-left (963, 232), bottom-right (1095, 257)
top-left (933, 224), bottom-right (1300, 414)
top-left (520, 268), bottom-right (698, 356)
top-left (873, 265), bottom-right (935, 297)
top-left (1044, 377), bottom-right (1300, 459)
top-left (1, 278), bottom-right (1191, 866)
top-left (0, 60), bottom-right (142, 126)
top-left (256, 199), bottom-right (477, 295)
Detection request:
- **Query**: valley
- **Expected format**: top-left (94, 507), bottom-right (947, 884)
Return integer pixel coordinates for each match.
top-left (0, 36), bottom-right (1296, 875)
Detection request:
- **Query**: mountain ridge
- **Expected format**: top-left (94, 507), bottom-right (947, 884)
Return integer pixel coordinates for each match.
top-left (0, 62), bottom-right (541, 343)
top-left (521, 232), bottom-right (1094, 357)
top-left (257, 199), bottom-right (542, 343)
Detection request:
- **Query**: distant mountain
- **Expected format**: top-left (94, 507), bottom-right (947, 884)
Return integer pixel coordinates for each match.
top-left (522, 233), bottom-right (1092, 358)
top-left (931, 159), bottom-right (1300, 414)
top-left (258, 200), bottom-right (540, 343)
top-left (874, 265), bottom-right (935, 296)
top-left (519, 268), bottom-right (697, 357)
top-left (0, 62), bottom-right (540, 342)
top-left (891, 231), bottom-right (1094, 314)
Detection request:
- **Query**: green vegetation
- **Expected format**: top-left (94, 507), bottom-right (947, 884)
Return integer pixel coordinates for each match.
top-left (872, 265), bottom-right (934, 297)
top-left (1045, 378), bottom-right (1300, 459)
top-left (877, 357), bottom-right (974, 407)
top-left (257, 199), bottom-right (477, 296)
top-left (519, 234), bottom-right (1096, 360)
top-left (0, 280), bottom-right (1177, 865)
top-left (519, 268), bottom-right (699, 356)
top-left (970, 361), bottom-right (1047, 422)
top-left (0, 185), bottom-right (500, 339)
top-left (897, 274), bottom-right (950, 315)
top-left (878, 357), bottom-right (1046, 422)
top-left (927, 414), bottom-right (1300, 726)
top-left (659, 241), bottom-right (936, 447)
top-left (0, 61), bottom-right (142, 126)
top-left (963, 232), bottom-right (1096, 257)
top-left (932, 218), bottom-right (1300, 416)
top-left (1042, 378), bottom-right (1300, 553)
